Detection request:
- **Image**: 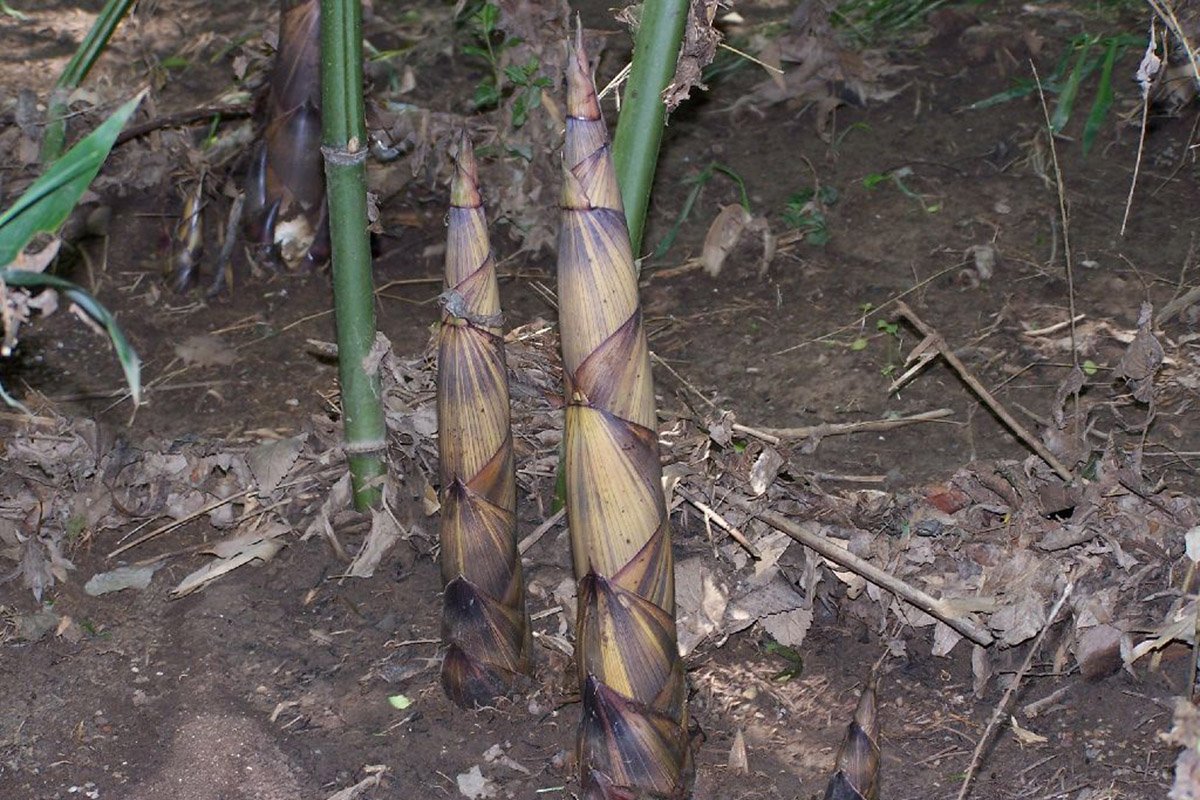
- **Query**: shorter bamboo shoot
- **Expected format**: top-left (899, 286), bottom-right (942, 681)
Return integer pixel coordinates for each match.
top-left (437, 133), bottom-right (531, 707)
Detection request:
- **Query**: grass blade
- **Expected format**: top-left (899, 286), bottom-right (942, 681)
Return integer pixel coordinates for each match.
top-left (1050, 37), bottom-right (1096, 134)
top-left (1082, 38), bottom-right (1119, 156)
top-left (1, 270), bottom-right (140, 405)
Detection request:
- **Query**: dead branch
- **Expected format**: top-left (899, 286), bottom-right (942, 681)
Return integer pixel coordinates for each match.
top-left (890, 301), bottom-right (1074, 482)
top-left (956, 583), bottom-right (1073, 800)
top-left (677, 487), bottom-right (762, 559)
top-left (115, 103), bottom-right (252, 146)
top-left (718, 493), bottom-right (995, 647)
top-left (735, 407), bottom-right (954, 443)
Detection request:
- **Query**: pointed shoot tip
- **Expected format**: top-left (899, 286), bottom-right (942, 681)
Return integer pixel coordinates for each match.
top-left (450, 130), bottom-right (481, 208)
top-left (566, 23), bottom-right (601, 121)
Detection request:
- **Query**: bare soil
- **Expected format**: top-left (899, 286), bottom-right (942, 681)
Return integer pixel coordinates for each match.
top-left (1, 1), bottom-right (1195, 799)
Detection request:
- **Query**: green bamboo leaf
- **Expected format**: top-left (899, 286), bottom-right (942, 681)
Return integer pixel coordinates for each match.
top-left (964, 81), bottom-right (1040, 111)
top-left (41, 0), bottom-right (138, 163)
top-left (1082, 38), bottom-right (1118, 156)
top-left (1, 91), bottom-right (144, 267)
top-left (1051, 38), bottom-right (1095, 134)
top-left (1, 269), bottom-right (141, 404)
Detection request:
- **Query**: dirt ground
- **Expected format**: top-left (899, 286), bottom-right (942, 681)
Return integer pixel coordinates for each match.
top-left (1, 0), bottom-right (1196, 798)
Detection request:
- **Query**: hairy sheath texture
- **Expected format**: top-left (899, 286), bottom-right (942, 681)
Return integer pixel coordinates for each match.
top-left (437, 133), bottom-right (531, 708)
top-left (558, 34), bottom-right (691, 800)
top-left (244, 0), bottom-right (328, 270)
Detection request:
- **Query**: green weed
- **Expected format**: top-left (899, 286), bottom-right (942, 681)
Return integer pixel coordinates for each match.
top-left (782, 185), bottom-right (837, 246)
top-left (863, 166), bottom-right (940, 212)
top-left (967, 33), bottom-right (1139, 154)
top-left (458, 1), bottom-right (550, 129)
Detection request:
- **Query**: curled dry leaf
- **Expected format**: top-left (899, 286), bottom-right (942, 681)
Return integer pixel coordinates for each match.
top-left (701, 204), bottom-right (772, 277)
top-left (1116, 302), bottom-right (1164, 404)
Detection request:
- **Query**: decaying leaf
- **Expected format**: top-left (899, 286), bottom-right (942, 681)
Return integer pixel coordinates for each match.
top-left (173, 334), bottom-right (239, 369)
top-left (701, 204), bottom-right (772, 277)
top-left (247, 434), bottom-right (308, 496)
top-left (455, 765), bottom-right (495, 800)
top-left (346, 501), bottom-right (404, 578)
top-left (1116, 302), bottom-right (1164, 404)
top-left (171, 521), bottom-right (289, 597)
top-left (85, 563), bottom-right (162, 596)
top-left (749, 0), bottom-right (905, 137)
top-left (661, 0), bottom-right (722, 111)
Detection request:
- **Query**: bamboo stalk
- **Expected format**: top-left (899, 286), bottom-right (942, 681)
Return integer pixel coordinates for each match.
top-left (437, 132), bottom-right (531, 707)
top-left (611, 0), bottom-right (689, 257)
top-left (559, 31), bottom-right (690, 799)
top-left (319, 0), bottom-right (385, 509)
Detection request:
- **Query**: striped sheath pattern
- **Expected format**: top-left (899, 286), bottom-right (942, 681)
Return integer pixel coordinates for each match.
top-left (557, 32), bottom-right (691, 800)
top-left (437, 132), bottom-right (531, 708)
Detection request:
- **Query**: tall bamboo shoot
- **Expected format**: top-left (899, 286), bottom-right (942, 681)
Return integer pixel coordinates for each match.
top-left (557, 32), bottom-right (690, 799)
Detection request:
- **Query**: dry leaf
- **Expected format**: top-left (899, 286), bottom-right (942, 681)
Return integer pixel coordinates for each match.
top-left (173, 334), bottom-right (238, 368)
top-left (1010, 716), bottom-right (1048, 746)
top-left (171, 522), bottom-right (289, 597)
top-left (247, 434), bottom-right (308, 496)
top-left (702, 204), bottom-right (751, 277)
top-left (346, 505), bottom-right (404, 578)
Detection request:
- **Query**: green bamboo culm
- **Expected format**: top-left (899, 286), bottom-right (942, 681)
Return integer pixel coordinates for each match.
top-left (42, 0), bottom-right (137, 164)
top-left (611, 0), bottom-right (689, 259)
top-left (319, 0), bottom-right (386, 509)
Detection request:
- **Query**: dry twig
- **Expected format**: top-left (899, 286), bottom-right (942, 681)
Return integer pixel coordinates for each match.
top-left (738, 407), bottom-right (954, 443)
top-left (956, 583), bottom-right (1073, 800)
top-left (890, 301), bottom-right (1073, 482)
top-left (718, 493), bottom-right (995, 647)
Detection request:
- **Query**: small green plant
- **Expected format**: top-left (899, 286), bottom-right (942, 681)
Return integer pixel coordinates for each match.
top-left (461, 2), bottom-right (509, 110)
top-left (967, 33), bottom-right (1139, 154)
top-left (782, 185), bottom-right (838, 246)
top-left (503, 57), bottom-right (552, 128)
top-left (762, 639), bottom-right (805, 682)
top-left (847, 305), bottom-right (903, 375)
top-left (459, 2), bottom-right (549, 129)
top-left (651, 161), bottom-right (750, 260)
top-left (863, 166), bottom-right (940, 212)
top-left (2, 92), bottom-right (145, 409)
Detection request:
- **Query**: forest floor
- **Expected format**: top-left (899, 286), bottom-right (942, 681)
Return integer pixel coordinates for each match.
top-left (1, 1), bottom-right (1198, 798)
